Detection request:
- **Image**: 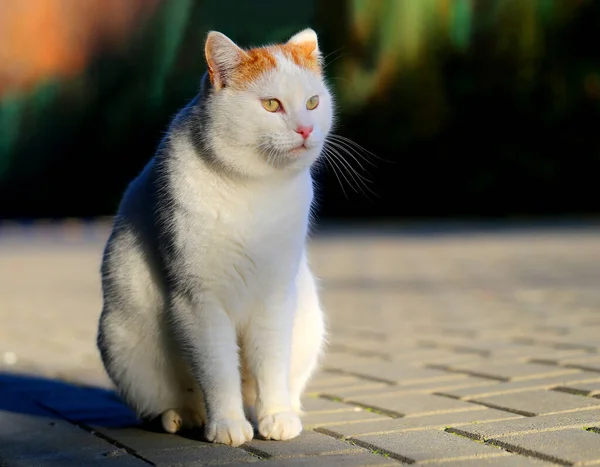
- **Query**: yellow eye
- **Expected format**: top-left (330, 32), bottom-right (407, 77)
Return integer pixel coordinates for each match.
top-left (261, 98), bottom-right (281, 112)
top-left (306, 95), bottom-right (319, 110)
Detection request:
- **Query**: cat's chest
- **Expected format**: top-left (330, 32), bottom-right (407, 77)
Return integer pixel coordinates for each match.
top-left (179, 174), bottom-right (311, 280)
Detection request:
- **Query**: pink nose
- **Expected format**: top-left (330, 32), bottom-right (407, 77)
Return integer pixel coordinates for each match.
top-left (295, 125), bottom-right (313, 140)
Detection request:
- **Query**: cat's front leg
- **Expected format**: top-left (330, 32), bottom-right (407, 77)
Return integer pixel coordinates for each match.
top-left (245, 287), bottom-right (302, 441)
top-left (170, 293), bottom-right (253, 446)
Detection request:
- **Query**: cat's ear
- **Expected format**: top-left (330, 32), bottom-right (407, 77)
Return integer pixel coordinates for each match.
top-left (287, 28), bottom-right (320, 59)
top-left (205, 31), bottom-right (247, 91)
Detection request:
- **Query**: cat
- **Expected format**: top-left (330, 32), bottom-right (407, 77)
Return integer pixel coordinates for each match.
top-left (97, 28), bottom-right (333, 447)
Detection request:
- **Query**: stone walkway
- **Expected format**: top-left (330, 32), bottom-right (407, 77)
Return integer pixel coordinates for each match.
top-left (1, 221), bottom-right (600, 466)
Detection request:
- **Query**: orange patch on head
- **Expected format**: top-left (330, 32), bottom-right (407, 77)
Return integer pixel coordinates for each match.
top-left (228, 43), bottom-right (321, 89)
top-left (277, 43), bottom-right (321, 75)
top-left (229, 47), bottom-right (277, 89)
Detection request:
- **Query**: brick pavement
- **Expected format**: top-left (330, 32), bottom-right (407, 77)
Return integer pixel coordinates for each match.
top-left (1, 221), bottom-right (600, 466)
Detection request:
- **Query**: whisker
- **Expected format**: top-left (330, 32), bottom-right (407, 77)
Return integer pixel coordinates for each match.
top-left (323, 150), bottom-right (348, 199)
top-left (326, 147), bottom-right (378, 199)
top-left (322, 48), bottom-right (348, 70)
top-left (327, 134), bottom-right (391, 163)
top-left (326, 139), bottom-right (372, 171)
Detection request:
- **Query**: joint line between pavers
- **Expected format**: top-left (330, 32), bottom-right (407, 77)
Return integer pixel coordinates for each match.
top-left (512, 337), bottom-right (598, 353)
top-left (486, 438), bottom-right (572, 466)
top-left (418, 452), bottom-right (511, 465)
top-left (449, 423), bottom-right (600, 440)
top-left (446, 428), bottom-right (573, 466)
top-left (322, 367), bottom-right (397, 385)
top-left (344, 436), bottom-right (416, 464)
top-left (327, 344), bottom-right (392, 361)
top-left (312, 427), bottom-right (414, 463)
top-left (342, 400), bottom-right (403, 418)
top-left (455, 399), bottom-right (537, 417)
top-left (317, 394), bottom-right (398, 417)
top-left (416, 340), bottom-right (491, 357)
top-left (239, 444), bottom-right (271, 459)
top-left (36, 401), bottom-right (155, 465)
top-left (542, 405), bottom-right (600, 417)
top-left (424, 365), bottom-right (509, 382)
top-left (565, 364), bottom-right (600, 374)
top-left (551, 386), bottom-right (600, 397)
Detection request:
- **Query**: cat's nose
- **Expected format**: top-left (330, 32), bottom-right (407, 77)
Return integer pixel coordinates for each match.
top-left (295, 125), bottom-right (313, 140)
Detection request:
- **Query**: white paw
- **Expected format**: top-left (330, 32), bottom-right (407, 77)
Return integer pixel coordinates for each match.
top-left (161, 409), bottom-right (182, 434)
top-left (258, 411), bottom-right (302, 441)
top-left (205, 418), bottom-right (254, 446)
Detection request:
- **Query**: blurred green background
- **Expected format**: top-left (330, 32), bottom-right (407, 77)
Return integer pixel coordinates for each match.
top-left (1, 0), bottom-right (599, 221)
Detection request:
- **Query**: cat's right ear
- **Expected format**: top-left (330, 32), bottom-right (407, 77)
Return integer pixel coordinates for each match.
top-left (205, 31), bottom-right (247, 91)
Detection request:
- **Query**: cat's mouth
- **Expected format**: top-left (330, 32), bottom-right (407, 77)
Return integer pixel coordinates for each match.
top-left (289, 143), bottom-right (308, 154)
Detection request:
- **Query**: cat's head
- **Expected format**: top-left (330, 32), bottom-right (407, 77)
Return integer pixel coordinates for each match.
top-left (202, 29), bottom-right (334, 178)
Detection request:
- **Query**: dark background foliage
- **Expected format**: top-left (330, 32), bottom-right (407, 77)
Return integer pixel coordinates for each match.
top-left (1, 0), bottom-right (598, 221)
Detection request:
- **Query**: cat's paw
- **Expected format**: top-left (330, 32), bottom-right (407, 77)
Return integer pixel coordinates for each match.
top-left (161, 409), bottom-right (182, 434)
top-left (205, 418), bottom-right (254, 446)
top-left (258, 411), bottom-right (302, 441)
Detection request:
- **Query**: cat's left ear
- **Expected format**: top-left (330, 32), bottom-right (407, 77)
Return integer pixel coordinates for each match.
top-left (287, 28), bottom-right (320, 60)
top-left (205, 31), bottom-right (248, 91)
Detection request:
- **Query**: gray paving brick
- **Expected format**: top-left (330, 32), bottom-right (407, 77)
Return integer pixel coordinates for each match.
top-left (346, 392), bottom-right (486, 417)
top-left (438, 371), bottom-right (600, 400)
top-left (350, 429), bottom-right (507, 463)
top-left (443, 362), bottom-right (581, 381)
top-left (554, 380), bottom-right (600, 396)
top-left (247, 430), bottom-right (362, 458)
top-left (317, 408), bottom-right (523, 438)
top-left (559, 354), bottom-right (600, 372)
top-left (333, 363), bottom-right (470, 385)
top-left (449, 408), bottom-right (600, 439)
top-left (423, 454), bottom-right (558, 466)
top-left (216, 452), bottom-right (401, 466)
top-left (492, 428), bottom-right (600, 465)
top-left (303, 407), bottom-right (389, 428)
top-left (301, 396), bottom-right (358, 413)
top-left (92, 427), bottom-right (257, 466)
top-left (306, 375), bottom-right (381, 392)
top-left (5, 225), bottom-right (600, 465)
top-left (471, 389), bottom-right (600, 416)
top-left (321, 375), bottom-right (495, 400)
top-left (0, 410), bottom-right (147, 466)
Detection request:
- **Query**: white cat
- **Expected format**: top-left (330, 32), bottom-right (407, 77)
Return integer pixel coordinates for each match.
top-left (97, 28), bottom-right (333, 447)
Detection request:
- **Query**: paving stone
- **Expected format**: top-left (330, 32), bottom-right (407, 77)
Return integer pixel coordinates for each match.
top-left (559, 354), bottom-right (600, 372)
top-left (443, 362), bottom-right (581, 381)
top-left (216, 452), bottom-right (400, 466)
top-left (94, 427), bottom-right (211, 451)
top-left (346, 393), bottom-right (486, 417)
top-left (423, 454), bottom-right (559, 466)
top-left (5, 224), bottom-right (600, 465)
top-left (306, 375), bottom-right (381, 392)
top-left (317, 383), bottom-right (395, 398)
top-left (93, 427), bottom-right (257, 466)
top-left (471, 389), bottom-right (600, 416)
top-left (335, 363), bottom-right (470, 385)
top-left (438, 371), bottom-right (600, 399)
top-left (350, 429), bottom-right (507, 463)
top-left (0, 410), bottom-right (147, 466)
top-left (449, 408), bottom-right (600, 439)
top-left (553, 380), bottom-right (600, 396)
top-left (492, 428), bottom-right (600, 465)
top-left (317, 407), bottom-right (523, 438)
top-left (300, 397), bottom-right (357, 413)
top-left (246, 430), bottom-right (362, 458)
top-left (303, 407), bottom-right (389, 428)
top-left (324, 375), bottom-right (497, 400)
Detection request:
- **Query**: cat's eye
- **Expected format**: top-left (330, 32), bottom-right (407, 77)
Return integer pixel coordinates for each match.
top-left (261, 98), bottom-right (281, 112)
top-left (306, 95), bottom-right (319, 110)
